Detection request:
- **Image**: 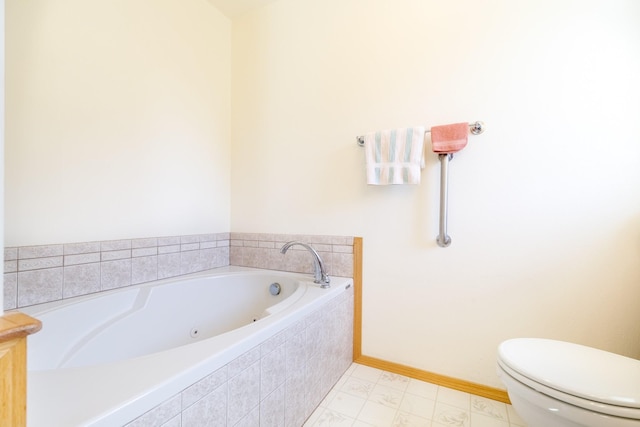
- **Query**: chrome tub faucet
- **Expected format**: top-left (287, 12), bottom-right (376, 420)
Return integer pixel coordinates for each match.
top-left (280, 241), bottom-right (331, 288)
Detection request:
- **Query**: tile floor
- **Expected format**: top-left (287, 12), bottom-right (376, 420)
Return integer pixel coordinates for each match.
top-left (305, 363), bottom-right (525, 427)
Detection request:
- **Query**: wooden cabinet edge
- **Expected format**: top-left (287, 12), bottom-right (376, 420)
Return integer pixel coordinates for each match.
top-left (0, 311), bottom-right (42, 427)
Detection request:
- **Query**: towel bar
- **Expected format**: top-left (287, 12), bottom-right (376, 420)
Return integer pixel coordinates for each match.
top-left (437, 153), bottom-right (453, 247)
top-left (357, 120), bottom-right (486, 248)
top-left (356, 121), bottom-right (484, 146)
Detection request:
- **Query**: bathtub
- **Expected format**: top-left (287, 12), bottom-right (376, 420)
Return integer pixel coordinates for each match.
top-left (22, 266), bottom-right (354, 426)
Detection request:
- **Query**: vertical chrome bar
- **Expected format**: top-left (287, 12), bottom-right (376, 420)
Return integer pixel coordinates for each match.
top-left (437, 153), bottom-right (452, 247)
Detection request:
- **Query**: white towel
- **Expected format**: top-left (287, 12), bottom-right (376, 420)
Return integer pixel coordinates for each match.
top-left (364, 127), bottom-right (425, 185)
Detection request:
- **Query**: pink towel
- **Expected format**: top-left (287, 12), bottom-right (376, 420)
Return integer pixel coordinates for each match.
top-left (431, 122), bottom-right (469, 153)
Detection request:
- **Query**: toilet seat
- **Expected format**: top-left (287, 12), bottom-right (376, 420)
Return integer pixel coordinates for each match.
top-left (498, 338), bottom-right (640, 420)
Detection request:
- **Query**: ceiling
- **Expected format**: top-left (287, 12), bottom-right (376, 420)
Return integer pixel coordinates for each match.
top-left (206, 0), bottom-right (279, 18)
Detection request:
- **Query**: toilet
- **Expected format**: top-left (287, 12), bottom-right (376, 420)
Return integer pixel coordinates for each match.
top-left (497, 338), bottom-right (640, 427)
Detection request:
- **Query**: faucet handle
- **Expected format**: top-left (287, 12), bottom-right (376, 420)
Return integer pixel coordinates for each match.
top-left (319, 272), bottom-right (331, 288)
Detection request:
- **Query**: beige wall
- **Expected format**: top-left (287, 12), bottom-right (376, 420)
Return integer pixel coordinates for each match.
top-left (5, 0), bottom-right (231, 246)
top-left (5, 0), bottom-right (640, 390)
top-left (231, 0), bottom-right (640, 388)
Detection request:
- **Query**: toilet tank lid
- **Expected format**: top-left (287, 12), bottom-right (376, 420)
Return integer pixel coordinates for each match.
top-left (498, 338), bottom-right (640, 409)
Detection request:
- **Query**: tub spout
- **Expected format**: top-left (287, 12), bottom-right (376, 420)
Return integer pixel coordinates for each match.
top-left (280, 241), bottom-right (331, 288)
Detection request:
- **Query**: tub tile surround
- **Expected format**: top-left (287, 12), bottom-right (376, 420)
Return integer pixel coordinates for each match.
top-left (4, 232), bottom-right (354, 310)
top-left (124, 284), bottom-right (354, 427)
top-left (230, 232), bottom-right (354, 279)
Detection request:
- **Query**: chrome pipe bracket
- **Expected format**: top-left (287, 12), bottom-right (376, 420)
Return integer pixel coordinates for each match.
top-left (470, 121), bottom-right (485, 135)
top-left (437, 234), bottom-right (452, 248)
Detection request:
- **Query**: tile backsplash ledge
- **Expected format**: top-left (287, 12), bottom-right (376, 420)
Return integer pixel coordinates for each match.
top-left (3, 233), bottom-right (355, 310)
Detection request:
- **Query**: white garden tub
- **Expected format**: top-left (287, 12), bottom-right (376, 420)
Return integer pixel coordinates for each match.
top-left (22, 266), bottom-right (353, 426)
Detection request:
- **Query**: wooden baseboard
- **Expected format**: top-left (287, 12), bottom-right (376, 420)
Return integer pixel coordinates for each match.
top-left (351, 237), bottom-right (510, 404)
top-left (355, 355), bottom-right (510, 404)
